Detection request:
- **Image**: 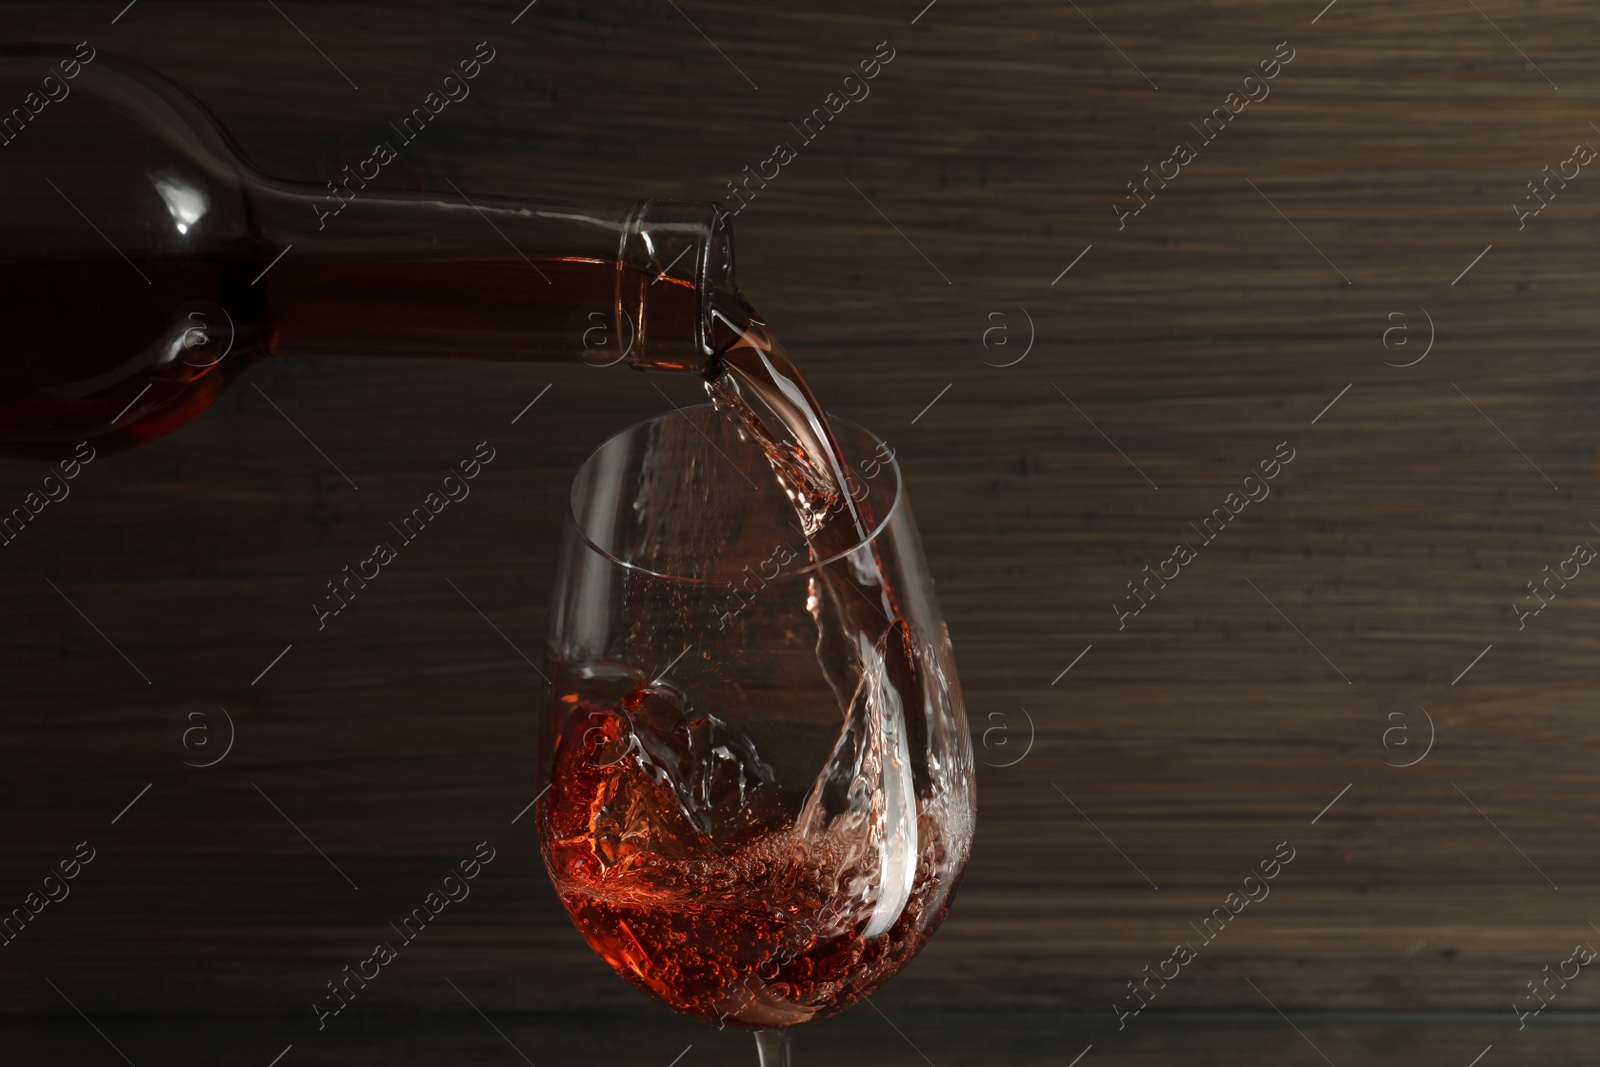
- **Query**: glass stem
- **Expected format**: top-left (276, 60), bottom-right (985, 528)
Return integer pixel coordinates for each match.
top-left (754, 1029), bottom-right (792, 1066)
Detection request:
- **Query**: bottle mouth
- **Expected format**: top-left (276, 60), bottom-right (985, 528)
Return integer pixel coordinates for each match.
top-left (618, 200), bottom-right (739, 374)
top-left (565, 404), bottom-right (903, 584)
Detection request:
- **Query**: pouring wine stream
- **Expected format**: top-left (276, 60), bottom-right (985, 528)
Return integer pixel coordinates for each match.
top-left (707, 304), bottom-right (919, 941)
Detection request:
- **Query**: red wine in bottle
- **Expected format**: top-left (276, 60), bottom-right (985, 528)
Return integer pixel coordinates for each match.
top-left (0, 45), bottom-right (734, 460)
top-left (1, 256), bottom-right (271, 460)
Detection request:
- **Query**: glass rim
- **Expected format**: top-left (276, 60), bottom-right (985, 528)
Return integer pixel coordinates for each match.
top-left (566, 402), bottom-right (902, 583)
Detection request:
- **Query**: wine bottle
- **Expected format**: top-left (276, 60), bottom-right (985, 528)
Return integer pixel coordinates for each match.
top-left (0, 44), bottom-right (737, 461)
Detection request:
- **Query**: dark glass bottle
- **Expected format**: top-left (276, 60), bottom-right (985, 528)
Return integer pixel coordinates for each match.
top-left (0, 44), bottom-right (736, 460)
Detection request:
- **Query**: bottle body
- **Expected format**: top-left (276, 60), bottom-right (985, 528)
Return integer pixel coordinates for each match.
top-left (0, 45), bottom-right (733, 460)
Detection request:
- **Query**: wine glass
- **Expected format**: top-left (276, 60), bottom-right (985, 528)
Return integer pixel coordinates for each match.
top-left (536, 404), bottom-right (975, 1065)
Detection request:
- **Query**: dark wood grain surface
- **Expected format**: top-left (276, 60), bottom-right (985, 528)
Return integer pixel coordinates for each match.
top-left (3, 0), bottom-right (1600, 1042)
top-left (1, 1011), bottom-right (1597, 1067)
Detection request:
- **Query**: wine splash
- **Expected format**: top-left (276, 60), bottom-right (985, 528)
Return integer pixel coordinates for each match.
top-left (539, 305), bottom-right (971, 1029)
top-left (707, 306), bottom-right (920, 939)
top-left (541, 662), bottom-right (963, 1029)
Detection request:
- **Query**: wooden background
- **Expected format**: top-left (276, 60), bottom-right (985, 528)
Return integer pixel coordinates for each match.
top-left (4, 0), bottom-right (1600, 1048)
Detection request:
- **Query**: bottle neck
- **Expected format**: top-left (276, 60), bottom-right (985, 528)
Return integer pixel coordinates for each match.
top-left (249, 180), bottom-right (735, 372)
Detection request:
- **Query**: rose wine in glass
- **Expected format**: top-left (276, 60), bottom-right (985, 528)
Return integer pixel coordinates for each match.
top-left (538, 330), bottom-right (975, 1064)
